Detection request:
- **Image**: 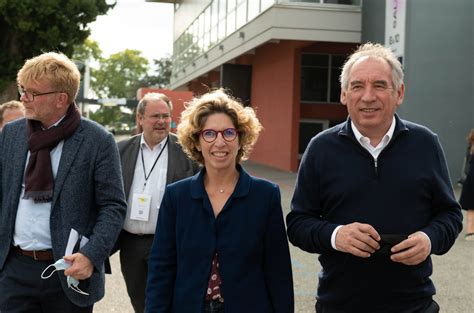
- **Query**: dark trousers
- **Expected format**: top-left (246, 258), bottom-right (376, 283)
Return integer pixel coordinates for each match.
top-left (315, 298), bottom-right (439, 313)
top-left (0, 248), bottom-right (93, 313)
top-left (119, 231), bottom-right (154, 313)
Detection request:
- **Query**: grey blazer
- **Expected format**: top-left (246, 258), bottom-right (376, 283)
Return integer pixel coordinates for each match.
top-left (0, 117), bottom-right (127, 307)
top-left (118, 132), bottom-right (199, 207)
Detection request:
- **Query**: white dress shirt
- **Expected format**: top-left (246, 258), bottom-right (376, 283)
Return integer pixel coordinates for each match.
top-left (123, 135), bottom-right (168, 235)
top-left (351, 117), bottom-right (396, 160)
top-left (14, 118), bottom-right (65, 250)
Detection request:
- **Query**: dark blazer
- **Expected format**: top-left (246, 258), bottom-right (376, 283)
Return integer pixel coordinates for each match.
top-left (145, 165), bottom-right (294, 313)
top-left (118, 133), bottom-right (198, 198)
top-left (104, 133), bottom-right (197, 272)
top-left (0, 117), bottom-right (127, 307)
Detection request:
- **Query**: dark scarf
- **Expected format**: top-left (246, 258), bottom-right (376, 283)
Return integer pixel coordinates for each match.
top-left (24, 103), bottom-right (81, 203)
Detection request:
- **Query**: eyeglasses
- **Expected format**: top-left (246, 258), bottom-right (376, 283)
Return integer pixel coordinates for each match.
top-left (18, 85), bottom-right (63, 102)
top-left (144, 113), bottom-right (171, 121)
top-left (199, 128), bottom-right (238, 143)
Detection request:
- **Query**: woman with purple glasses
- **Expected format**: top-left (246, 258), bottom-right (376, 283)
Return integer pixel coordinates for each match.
top-left (145, 89), bottom-right (294, 313)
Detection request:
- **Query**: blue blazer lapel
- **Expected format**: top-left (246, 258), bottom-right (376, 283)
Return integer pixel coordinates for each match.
top-left (51, 125), bottom-right (84, 208)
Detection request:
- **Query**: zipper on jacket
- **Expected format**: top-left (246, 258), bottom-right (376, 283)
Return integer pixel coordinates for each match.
top-left (341, 132), bottom-right (380, 177)
top-left (339, 118), bottom-right (409, 179)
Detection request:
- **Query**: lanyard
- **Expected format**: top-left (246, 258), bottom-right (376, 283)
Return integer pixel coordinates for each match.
top-left (140, 137), bottom-right (169, 189)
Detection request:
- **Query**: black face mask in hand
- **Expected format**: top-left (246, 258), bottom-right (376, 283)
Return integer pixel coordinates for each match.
top-left (374, 234), bottom-right (408, 255)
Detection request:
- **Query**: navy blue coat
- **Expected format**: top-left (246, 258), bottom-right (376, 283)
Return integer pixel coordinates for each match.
top-left (145, 165), bottom-right (294, 313)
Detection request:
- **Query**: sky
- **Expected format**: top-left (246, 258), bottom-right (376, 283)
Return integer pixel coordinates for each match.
top-left (88, 0), bottom-right (174, 62)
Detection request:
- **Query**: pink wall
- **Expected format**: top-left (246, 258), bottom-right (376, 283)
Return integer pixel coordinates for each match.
top-left (249, 41), bottom-right (308, 172)
top-left (177, 40), bottom-right (356, 172)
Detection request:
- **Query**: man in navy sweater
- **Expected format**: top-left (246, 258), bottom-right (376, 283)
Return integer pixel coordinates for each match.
top-left (287, 43), bottom-right (462, 313)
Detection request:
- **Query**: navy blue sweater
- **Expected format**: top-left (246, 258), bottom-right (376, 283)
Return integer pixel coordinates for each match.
top-left (287, 116), bottom-right (462, 311)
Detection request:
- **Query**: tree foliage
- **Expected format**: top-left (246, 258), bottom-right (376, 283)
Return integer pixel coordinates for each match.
top-left (139, 57), bottom-right (172, 88)
top-left (72, 37), bottom-right (104, 64)
top-left (72, 39), bottom-right (173, 98)
top-left (89, 106), bottom-right (126, 130)
top-left (71, 39), bottom-right (173, 130)
top-left (0, 0), bottom-right (114, 101)
top-left (93, 49), bottom-right (149, 99)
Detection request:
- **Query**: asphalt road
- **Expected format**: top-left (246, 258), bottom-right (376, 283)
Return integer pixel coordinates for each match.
top-left (95, 161), bottom-right (473, 313)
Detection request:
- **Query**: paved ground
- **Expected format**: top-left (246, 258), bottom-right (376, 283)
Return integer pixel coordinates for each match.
top-left (95, 161), bottom-right (473, 312)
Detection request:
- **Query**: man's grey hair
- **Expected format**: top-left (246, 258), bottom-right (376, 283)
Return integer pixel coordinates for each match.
top-left (137, 93), bottom-right (173, 115)
top-left (340, 42), bottom-right (404, 90)
top-left (0, 100), bottom-right (24, 125)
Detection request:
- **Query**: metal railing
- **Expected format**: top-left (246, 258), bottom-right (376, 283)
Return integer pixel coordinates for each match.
top-left (172, 0), bottom-right (361, 76)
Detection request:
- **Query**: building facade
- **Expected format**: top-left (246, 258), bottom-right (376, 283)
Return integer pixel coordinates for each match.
top-left (148, 0), bottom-right (473, 181)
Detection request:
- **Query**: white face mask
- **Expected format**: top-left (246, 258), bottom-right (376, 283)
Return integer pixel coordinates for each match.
top-left (41, 258), bottom-right (90, 296)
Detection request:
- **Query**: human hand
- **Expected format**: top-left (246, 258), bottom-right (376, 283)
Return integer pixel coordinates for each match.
top-left (390, 231), bottom-right (431, 265)
top-left (63, 252), bottom-right (94, 280)
top-left (335, 222), bottom-right (381, 258)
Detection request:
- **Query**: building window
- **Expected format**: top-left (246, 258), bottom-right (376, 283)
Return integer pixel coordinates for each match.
top-left (171, 0), bottom-right (361, 76)
top-left (236, 1), bottom-right (247, 29)
top-left (173, 0), bottom-right (278, 75)
top-left (286, 0), bottom-right (361, 4)
top-left (301, 53), bottom-right (346, 103)
top-left (299, 119), bottom-right (329, 156)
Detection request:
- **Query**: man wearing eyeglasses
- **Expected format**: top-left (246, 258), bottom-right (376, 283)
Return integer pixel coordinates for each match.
top-left (0, 52), bottom-right (127, 312)
top-left (116, 92), bottom-right (198, 313)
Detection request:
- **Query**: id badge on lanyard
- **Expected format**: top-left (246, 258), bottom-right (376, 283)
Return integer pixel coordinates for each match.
top-left (132, 137), bottom-right (169, 221)
top-left (130, 192), bottom-right (152, 221)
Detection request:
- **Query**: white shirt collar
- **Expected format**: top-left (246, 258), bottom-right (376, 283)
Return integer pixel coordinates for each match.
top-left (140, 134), bottom-right (168, 151)
top-left (40, 115), bottom-right (66, 130)
top-left (351, 116), bottom-right (396, 148)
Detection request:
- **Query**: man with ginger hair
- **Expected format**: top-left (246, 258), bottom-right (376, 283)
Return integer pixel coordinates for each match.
top-left (0, 52), bottom-right (126, 312)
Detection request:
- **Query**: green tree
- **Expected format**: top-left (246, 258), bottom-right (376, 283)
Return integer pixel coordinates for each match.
top-left (72, 40), bottom-right (173, 131)
top-left (139, 56), bottom-right (173, 88)
top-left (72, 38), bottom-right (104, 64)
top-left (72, 38), bottom-right (103, 100)
top-left (93, 49), bottom-right (149, 98)
top-left (89, 106), bottom-right (122, 126)
top-left (0, 0), bottom-right (114, 102)
top-left (88, 104), bottom-right (135, 134)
